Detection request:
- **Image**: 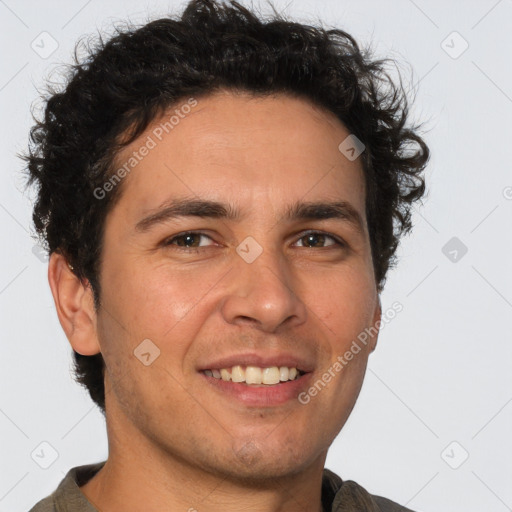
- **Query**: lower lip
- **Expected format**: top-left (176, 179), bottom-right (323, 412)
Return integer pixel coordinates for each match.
top-left (201, 372), bottom-right (313, 407)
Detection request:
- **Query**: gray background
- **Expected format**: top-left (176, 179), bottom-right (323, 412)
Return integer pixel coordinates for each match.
top-left (1, 0), bottom-right (511, 511)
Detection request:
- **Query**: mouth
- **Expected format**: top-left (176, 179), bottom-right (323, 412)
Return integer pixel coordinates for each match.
top-left (199, 361), bottom-right (313, 406)
top-left (202, 365), bottom-right (306, 386)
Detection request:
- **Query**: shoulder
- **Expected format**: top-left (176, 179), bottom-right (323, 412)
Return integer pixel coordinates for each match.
top-left (27, 461), bottom-right (105, 512)
top-left (28, 495), bottom-right (55, 512)
top-left (323, 468), bottom-right (416, 512)
top-left (372, 494), bottom-right (416, 512)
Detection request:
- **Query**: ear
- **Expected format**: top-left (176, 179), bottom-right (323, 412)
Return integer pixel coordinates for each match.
top-left (369, 295), bottom-right (382, 353)
top-left (48, 252), bottom-right (101, 356)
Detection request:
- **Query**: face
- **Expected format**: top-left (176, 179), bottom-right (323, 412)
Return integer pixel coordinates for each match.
top-left (93, 90), bottom-right (381, 481)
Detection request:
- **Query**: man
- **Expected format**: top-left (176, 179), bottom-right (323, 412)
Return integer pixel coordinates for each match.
top-left (23, 0), bottom-right (429, 510)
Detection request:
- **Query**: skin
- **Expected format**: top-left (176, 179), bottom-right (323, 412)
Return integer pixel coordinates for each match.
top-left (49, 90), bottom-right (381, 512)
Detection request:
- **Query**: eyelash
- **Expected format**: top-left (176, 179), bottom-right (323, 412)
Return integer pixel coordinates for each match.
top-left (162, 230), bottom-right (346, 251)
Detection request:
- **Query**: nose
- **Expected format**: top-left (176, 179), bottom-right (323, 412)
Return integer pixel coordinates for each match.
top-left (220, 247), bottom-right (308, 333)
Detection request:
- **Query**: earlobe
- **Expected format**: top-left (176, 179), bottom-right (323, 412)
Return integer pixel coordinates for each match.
top-left (48, 252), bottom-right (101, 356)
top-left (369, 295), bottom-right (382, 353)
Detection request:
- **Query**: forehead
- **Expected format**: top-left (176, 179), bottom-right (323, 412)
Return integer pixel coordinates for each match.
top-left (110, 90), bottom-right (366, 224)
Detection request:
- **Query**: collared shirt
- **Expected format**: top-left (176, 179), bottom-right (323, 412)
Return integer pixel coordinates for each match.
top-left (28, 461), bottom-right (415, 512)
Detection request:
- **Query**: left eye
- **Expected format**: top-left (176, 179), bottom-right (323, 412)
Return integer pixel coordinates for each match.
top-left (294, 231), bottom-right (342, 248)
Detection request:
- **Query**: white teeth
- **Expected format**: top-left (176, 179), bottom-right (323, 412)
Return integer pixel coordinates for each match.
top-left (231, 365), bottom-right (244, 383)
top-left (262, 367), bottom-right (280, 385)
top-left (245, 366), bottom-right (262, 384)
top-left (205, 365), bottom-right (302, 385)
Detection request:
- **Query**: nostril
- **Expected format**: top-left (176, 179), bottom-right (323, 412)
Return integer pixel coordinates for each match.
top-left (236, 316), bottom-right (260, 326)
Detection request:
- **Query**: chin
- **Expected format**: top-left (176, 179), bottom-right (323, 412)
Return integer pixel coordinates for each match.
top-left (208, 437), bottom-right (321, 483)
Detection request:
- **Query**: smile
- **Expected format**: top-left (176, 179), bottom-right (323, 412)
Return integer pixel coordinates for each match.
top-left (203, 365), bottom-right (304, 385)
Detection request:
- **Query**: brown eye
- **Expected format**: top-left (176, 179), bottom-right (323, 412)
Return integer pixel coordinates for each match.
top-left (295, 231), bottom-right (343, 248)
top-left (164, 232), bottom-right (214, 248)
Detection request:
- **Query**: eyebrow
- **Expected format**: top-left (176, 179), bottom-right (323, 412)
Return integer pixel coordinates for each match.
top-left (135, 198), bottom-right (365, 234)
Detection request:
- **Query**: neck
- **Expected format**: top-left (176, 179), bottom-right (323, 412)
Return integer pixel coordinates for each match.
top-left (81, 453), bottom-right (326, 512)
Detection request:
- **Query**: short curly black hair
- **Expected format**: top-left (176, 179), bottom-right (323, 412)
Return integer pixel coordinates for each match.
top-left (21, 0), bottom-right (429, 416)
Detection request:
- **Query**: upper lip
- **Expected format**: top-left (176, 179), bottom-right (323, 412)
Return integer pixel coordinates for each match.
top-left (198, 352), bottom-right (314, 373)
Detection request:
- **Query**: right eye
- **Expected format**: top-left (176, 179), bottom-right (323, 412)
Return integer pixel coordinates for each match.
top-left (162, 231), bottom-right (217, 250)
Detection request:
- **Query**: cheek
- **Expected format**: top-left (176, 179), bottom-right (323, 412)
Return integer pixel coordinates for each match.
top-left (304, 263), bottom-right (377, 345)
top-left (103, 253), bottom-right (220, 337)
top-left (138, 265), bottom-right (223, 334)
top-left (100, 259), bottom-right (234, 386)
top-left (97, 261), bottom-right (218, 418)
top-left (307, 267), bottom-right (376, 417)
